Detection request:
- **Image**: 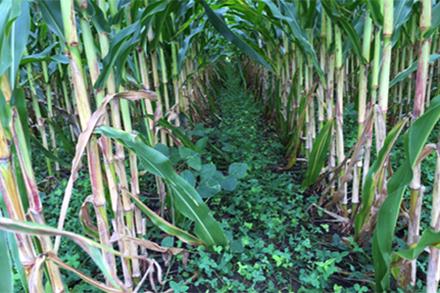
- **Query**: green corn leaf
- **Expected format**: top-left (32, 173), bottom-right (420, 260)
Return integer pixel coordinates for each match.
top-left (390, 54), bottom-right (440, 88)
top-left (0, 91), bottom-right (11, 133)
top-left (392, 0), bottom-right (414, 44)
top-left (12, 88), bottom-right (31, 155)
top-left (96, 126), bottom-right (228, 248)
top-left (373, 96), bottom-right (440, 291)
top-left (425, 1), bottom-right (440, 38)
top-left (20, 44), bottom-right (56, 64)
top-left (178, 24), bottom-right (204, 72)
top-left (320, 1), bottom-right (365, 63)
top-left (354, 118), bottom-right (407, 235)
top-left (0, 1), bottom-right (11, 37)
top-left (9, 0), bottom-right (29, 89)
top-left (367, 0), bottom-right (383, 25)
top-left (394, 229), bottom-right (440, 262)
top-left (39, 0), bottom-right (65, 41)
top-left (20, 44), bottom-right (68, 65)
top-left (302, 120), bottom-right (334, 189)
top-left (0, 229), bottom-right (13, 293)
top-left (30, 135), bottom-right (69, 168)
top-left (85, 0), bottom-right (110, 33)
top-left (391, 228), bottom-right (440, 279)
top-left (263, 0), bottom-right (324, 82)
top-left (286, 91), bottom-right (311, 168)
top-left (94, 22), bottom-right (141, 89)
top-left (201, 0), bottom-right (271, 69)
top-left (0, 217), bottom-right (124, 290)
top-left (149, 1), bottom-right (180, 50)
top-left (129, 193), bottom-right (203, 246)
top-left (156, 118), bottom-right (198, 151)
top-left (6, 232), bottom-right (26, 292)
top-left (0, 0), bottom-right (30, 89)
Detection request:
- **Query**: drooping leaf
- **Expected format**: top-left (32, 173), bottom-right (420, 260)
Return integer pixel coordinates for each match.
top-left (201, 0), bottom-right (271, 69)
top-left (394, 229), bottom-right (440, 262)
top-left (128, 193), bottom-right (203, 246)
top-left (47, 253), bottom-right (123, 293)
top-left (263, 0), bottom-right (324, 81)
top-left (39, 0), bottom-right (65, 41)
top-left (94, 22), bottom-right (142, 89)
top-left (96, 126), bottom-right (228, 247)
top-left (321, 1), bottom-right (365, 63)
top-left (20, 43), bottom-right (68, 65)
top-left (390, 54), bottom-right (440, 87)
top-left (178, 23), bottom-right (204, 72)
top-left (0, 217), bottom-right (124, 290)
top-left (157, 118), bottom-right (198, 151)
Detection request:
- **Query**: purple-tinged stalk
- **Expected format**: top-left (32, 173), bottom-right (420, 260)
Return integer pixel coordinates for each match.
top-left (325, 17), bottom-right (336, 200)
top-left (376, 0), bottom-right (393, 150)
top-left (1, 75), bottom-right (64, 291)
top-left (362, 28), bottom-right (381, 186)
top-left (426, 39), bottom-right (437, 107)
top-left (334, 26), bottom-right (347, 210)
top-left (57, 0), bottom-right (116, 286)
top-left (427, 142), bottom-right (440, 292)
top-left (317, 12), bottom-right (327, 130)
top-left (353, 14), bottom-right (372, 210)
top-left (407, 0), bottom-right (432, 286)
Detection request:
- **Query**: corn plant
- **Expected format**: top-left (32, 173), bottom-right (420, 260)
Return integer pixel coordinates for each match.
top-left (0, 0), bottom-right (439, 291)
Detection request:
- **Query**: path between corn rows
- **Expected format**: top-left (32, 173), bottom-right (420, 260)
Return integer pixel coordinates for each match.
top-left (175, 68), bottom-right (371, 292)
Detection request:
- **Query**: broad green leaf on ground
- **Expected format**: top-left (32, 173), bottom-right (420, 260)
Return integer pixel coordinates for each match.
top-left (228, 162), bottom-right (248, 179)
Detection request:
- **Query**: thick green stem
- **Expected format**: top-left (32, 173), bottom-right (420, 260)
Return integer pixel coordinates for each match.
top-left (407, 0), bottom-right (432, 286)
